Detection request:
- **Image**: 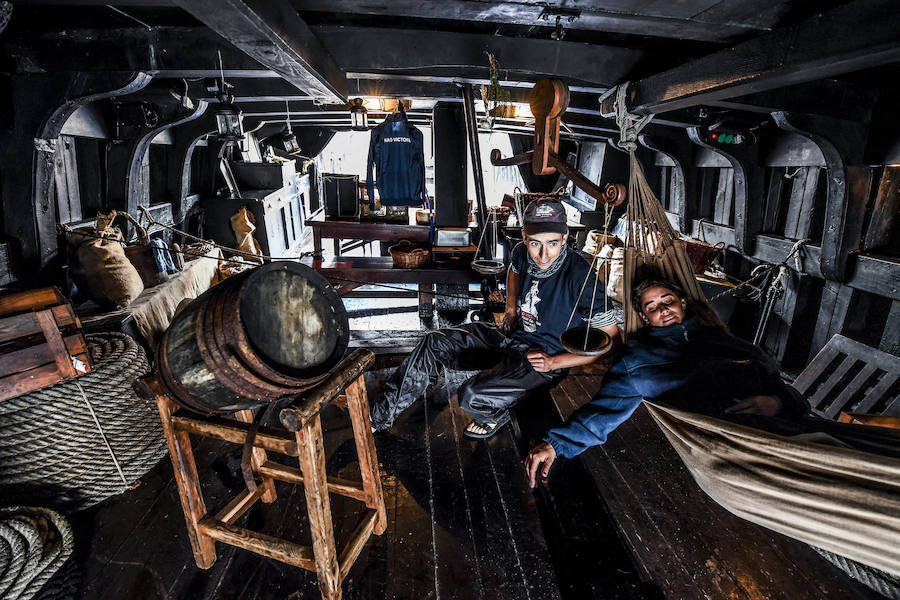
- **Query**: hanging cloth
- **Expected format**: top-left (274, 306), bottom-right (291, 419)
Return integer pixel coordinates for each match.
top-left (365, 111), bottom-right (427, 209)
top-left (645, 402), bottom-right (900, 577)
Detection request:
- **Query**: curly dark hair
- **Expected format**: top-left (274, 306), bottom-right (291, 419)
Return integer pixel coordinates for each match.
top-left (631, 278), bottom-right (686, 314)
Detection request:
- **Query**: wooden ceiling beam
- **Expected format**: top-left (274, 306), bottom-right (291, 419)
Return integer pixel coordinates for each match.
top-left (600, 0), bottom-right (900, 115)
top-left (174, 0), bottom-right (347, 104)
top-left (311, 26), bottom-right (649, 89)
top-left (292, 0), bottom-right (765, 44)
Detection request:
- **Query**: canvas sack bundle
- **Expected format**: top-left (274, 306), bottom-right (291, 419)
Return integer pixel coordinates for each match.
top-left (230, 207), bottom-right (264, 262)
top-left (67, 212), bottom-right (144, 308)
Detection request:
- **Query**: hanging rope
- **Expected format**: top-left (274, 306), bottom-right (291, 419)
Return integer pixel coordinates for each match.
top-left (598, 82), bottom-right (655, 152)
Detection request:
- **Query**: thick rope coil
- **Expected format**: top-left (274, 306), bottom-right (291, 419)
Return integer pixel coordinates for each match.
top-left (0, 507), bottom-right (74, 600)
top-left (0, 333), bottom-right (164, 513)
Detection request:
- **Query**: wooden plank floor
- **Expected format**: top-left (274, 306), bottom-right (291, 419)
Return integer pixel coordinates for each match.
top-left (550, 376), bottom-right (885, 600)
top-left (64, 367), bottom-right (562, 600)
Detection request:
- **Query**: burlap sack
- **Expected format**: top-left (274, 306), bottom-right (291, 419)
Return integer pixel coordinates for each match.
top-left (230, 207), bottom-right (263, 262)
top-left (68, 215), bottom-right (144, 308)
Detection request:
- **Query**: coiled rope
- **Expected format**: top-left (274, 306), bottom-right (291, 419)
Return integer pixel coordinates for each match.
top-left (0, 507), bottom-right (74, 600)
top-left (0, 333), bottom-right (165, 513)
top-left (812, 546), bottom-right (900, 599)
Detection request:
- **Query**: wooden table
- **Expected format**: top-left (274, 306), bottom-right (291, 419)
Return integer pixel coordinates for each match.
top-left (305, 208), bottom-right (430, 258)
top-left (301, 256), bottom-right (478, 318)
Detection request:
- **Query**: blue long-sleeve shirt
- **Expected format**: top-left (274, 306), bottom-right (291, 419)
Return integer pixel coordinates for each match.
top-left (366, 113), bottom-right (426, 208)
top-left (545, 315), bottom-right (808, 458)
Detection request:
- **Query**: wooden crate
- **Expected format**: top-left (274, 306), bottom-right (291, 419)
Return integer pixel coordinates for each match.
top-left (0, 287), bottom-right (93, 401)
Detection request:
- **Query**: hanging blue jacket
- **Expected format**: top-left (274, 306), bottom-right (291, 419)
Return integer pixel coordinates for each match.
top-left (545, 314), bottom-right (809, 458)
top-left (366, 112), bottom-right (426, 208)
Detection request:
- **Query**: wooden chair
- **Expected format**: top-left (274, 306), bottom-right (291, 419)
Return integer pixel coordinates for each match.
top-left (137, 348), bottom-right (385, 600)
top-left (793, 334), bottom-right (900, 420)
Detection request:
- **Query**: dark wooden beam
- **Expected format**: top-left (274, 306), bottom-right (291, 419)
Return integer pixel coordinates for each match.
top-left (174, 0), bottom-right (346, 103)
top-left (313, 26), bottom-right (646, 89)
top-left (771, 112), bottom-right (869, 282)
top-left (703, 79), bottom-right (880, 122)
top-left (293, 0), bottom-right (763, 43)
top-left (3, 27), bottom-right (275, 76)
top-left (600, 0), bottom-right (900, 115)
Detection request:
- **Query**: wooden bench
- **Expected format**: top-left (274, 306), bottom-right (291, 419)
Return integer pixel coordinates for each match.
top-left (301, 256), bottom-right (479, 318)
top-left (793, 333), bottom-right (900, 419)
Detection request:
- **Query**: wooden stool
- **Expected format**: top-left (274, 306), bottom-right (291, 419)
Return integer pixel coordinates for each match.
top-left (137, 349), bottom-right (385, 600)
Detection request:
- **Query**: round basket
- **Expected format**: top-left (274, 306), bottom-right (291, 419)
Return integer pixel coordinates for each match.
top-left (683, 239), bottom-right (725, 273)
top-left (389, 240), bottom-right (430, 268)
top-left (560, 326), bottom-right (613, 357)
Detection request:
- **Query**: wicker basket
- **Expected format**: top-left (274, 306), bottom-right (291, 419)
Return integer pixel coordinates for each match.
top-left (389, 240), bottom-right (430, 268)
top-left (683, 238), bottom-right (725, 273)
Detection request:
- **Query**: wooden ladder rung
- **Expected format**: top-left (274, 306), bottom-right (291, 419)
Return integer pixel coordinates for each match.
top-left (198, 518), bottom-right (316, 570)
top-left (257, 460), bottom-right (367, 502)
top-left (338, 509), bottom-right (378, 582)
top-left (171, 412), bottom-right (298, 456)
top-left (214, 485), bottom-right (270, 525)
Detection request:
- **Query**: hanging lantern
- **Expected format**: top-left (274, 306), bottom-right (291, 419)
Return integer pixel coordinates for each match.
top-left (349, 98), bottom-right (368, 131)
top-left (215, 103), bottom-right (244, 141)
top-left (280, 125), bottom-right (300, 153)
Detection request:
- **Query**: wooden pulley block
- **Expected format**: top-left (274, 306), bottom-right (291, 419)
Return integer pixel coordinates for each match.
top-left (529, 79), bottom-right (569, 176)
top-left (601, 182), bottom-right (627, 207)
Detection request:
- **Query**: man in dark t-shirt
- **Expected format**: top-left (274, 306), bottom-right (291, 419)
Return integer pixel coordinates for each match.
top-left (369, 199), bottom-right (621, 439)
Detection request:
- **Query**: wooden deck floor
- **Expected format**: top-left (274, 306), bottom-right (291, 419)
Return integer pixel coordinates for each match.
top-left (56, 344), bottom-right (885, 599)
top-left (64, 368), bottom-right (571, 600)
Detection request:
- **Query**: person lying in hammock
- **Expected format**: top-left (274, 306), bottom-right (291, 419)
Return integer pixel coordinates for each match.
top-left (369, 198), bottom-right (621, 439)
top-left (525, 277), bottom-right (810, 487)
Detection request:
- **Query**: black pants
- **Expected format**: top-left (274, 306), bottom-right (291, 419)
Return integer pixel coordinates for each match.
top-left (369, 322), bottom-right (566, 430)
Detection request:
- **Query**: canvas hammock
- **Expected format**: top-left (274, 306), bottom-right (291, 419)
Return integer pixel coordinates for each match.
top-left (645, 402), bottom-right (900, 577)
top-left (614, 122), bottom-right (900, 578)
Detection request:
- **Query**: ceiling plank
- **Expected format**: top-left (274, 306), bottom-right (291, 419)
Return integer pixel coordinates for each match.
top-left (174, 0), bottom-right (347, 103)
top-left (312, 25), bottom-right (649, 88)
top-left (292, 0), bottom-right (765, 43)
top-left (601, 0), bottom-right (900, 115)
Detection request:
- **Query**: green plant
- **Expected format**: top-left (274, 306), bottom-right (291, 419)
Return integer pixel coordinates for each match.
top-left (480, 53), bottom-right (513, 128)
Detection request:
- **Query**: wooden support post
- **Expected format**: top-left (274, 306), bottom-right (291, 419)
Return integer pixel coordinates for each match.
top-left (296, 415), bottom-right (342, 600)
top-left (639, 132), bottom-right (698, 233)
top-left (771, 112), bottom-right (869, 282)
top-left (687, 127), bottom-right (763, 255)
top-left (235, 409), bottom-right (277, 503)
top-left (148, 379), bottom-right (217, 569)
top-left (881, 300), bottom-right (900, 357)
top-left (809, 281), bottom-right (856, 360)
top-left (105, 99), bottom-right (208, 233)
top-left (863, 166), bottom-right (900, 252)
top-left (0, 72), bottom-right (151, 275)
top-left (344, 375), bottom-right (387, 534)
top-left (418, 283), bottom-right (434, 319)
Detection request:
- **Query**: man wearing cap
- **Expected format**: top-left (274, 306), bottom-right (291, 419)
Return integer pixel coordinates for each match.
top-left (369, 199), bottom-right (621, 439)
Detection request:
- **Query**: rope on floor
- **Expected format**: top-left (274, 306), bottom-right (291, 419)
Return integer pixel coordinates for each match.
top-left (812, 546), bottom-right (900, 600)
top-left (0, 507), bottom-right (74, 600)
top-left (0, 333), bottom-right (166, 513)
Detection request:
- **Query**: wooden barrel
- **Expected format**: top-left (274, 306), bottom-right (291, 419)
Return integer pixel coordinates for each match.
top-left (157, 261), bottom-right (349, 414)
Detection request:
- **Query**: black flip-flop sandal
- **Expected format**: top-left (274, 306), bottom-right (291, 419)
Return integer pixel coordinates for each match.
top-left (462, 412), bottom-right (511, 440)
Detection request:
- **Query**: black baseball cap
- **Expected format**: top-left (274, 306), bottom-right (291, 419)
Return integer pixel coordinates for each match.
top-left (523, 199), bottom-right (568, 235)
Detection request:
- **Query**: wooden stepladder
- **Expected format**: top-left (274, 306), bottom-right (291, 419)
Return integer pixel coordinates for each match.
top-left (137, 349), bottom-right (385, 600)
